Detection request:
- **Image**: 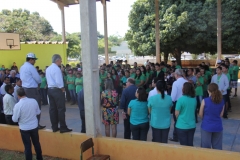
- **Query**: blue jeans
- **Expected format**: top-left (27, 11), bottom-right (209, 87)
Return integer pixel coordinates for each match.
top-left (152, 127), bottom-right (170, 143)
top-left (69, 89), bottom-right (76, 103)
top-left (201, 129), bottom-right (222, 150)
top-left (20, 127), bottom-right (43, 160)
top-left (177, 128), bottom-right (196, 146)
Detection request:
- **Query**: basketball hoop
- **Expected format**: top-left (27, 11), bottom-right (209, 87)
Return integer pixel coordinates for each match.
top-left (6, 39), bottom-right (18, 49)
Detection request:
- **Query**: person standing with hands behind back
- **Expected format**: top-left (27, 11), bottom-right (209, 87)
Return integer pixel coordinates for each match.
top-left (120, 78), bottom-right (138, 139)
top-left (46, 54), bottom-right (72, 133)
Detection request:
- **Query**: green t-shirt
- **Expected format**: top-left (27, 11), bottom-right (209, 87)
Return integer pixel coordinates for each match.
top-left (40, 77), bottom-right (47, 88)
top-left (176, 95), bottom-right (197, 129)
top-left (195, 76), bottom-right (204, 96)
top-left (75, 77), bottom-right (83, 93)
top-left (146, 88), bottom-right (151, 93)
top-left (128, 99), bottom-right (149, 125)
top-left (67, 76), bottom-right (76, 90)
top-left (232, 66), bottom-right (239, 80)
top-left (176, 65), bottom-right (181, 69)
top-left (99, 78), bottom-right (102, 92)
top-left (228, 66), bottom-right (233, 76)
top-left (202, 74), bottom-right (208, 92)
top-left (100, 72), bottom-right (107, 84)
top-left (148, 94), bottom-right (172, 129)
top-left (135, 74), bottom-right (145, 86)
top-left (130, 73), bottom-right (136, 78)
top-left (121, 76), bottom-right (127, 86)
top-left (145, 71), bottom-right (151, 80)
top-left (162, 67), bottom-right (167, 73)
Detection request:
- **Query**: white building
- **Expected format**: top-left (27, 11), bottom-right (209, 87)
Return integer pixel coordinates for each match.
top-left (111, 41), bottom-right (133, 57)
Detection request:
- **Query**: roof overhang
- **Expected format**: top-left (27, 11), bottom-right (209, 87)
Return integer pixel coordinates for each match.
top-left (50, 0), bottom-right (79, 7)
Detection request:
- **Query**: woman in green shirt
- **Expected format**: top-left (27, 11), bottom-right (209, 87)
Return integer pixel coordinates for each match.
top-left (75, 72), bottom-right (83, 94)
top-left (67, 70), bottom-right (76, 105)
top-left (140, 66), bottom-right (148, 87)
top-left (135, 68), bottom-right (145, 87)
top-left (175, 82), bottom-right (197, 146)
top-left (195, 70), bottom-right (204, 102)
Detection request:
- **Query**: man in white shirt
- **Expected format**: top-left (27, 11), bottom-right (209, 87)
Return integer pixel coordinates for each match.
top-left (0, 77), bottom-right (10, 95)
top-left (12, 88), bottom-right (43, 160)
top-left (3, 84), bottom-right (17, 125)
top-left (20, 53), bottom-right (45, 129)
top-left (169, 69), bottom-right (188, 142)
top-left (46, 54), bottom-right (72, 133)
top-left (148, 77), bottom-right (159, 100)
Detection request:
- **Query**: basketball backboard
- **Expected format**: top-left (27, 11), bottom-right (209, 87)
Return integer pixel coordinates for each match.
top-left (0, 33), bottom-right (20, 50)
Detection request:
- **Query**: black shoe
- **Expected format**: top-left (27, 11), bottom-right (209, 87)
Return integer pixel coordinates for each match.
top-left (169, 137), bottom-right (178, 142)
top-left (60, 128), bottom-right (72, 133)
top-left (70, 102), bottom-right (75, 105)
top-left (38, 125), bottom-right (46, 129)
top-left (223, 115), bottom-right (228, 119)
top-left (53, 128), bottom-right (60, 132)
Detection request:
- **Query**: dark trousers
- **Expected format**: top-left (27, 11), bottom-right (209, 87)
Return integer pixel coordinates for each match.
top-left (124, 114), bottom-right (132, 139)
top-left (39, 88), bottom-right (48, 105)
top-left (20, 127), bottom-right (43, 160)
top-left (5, 115), bottom-right (18, 125)
top-left (0, 113), bottom-right (7, 124)
top-left (222, 94), bottom-right (228, 117)
top-left (177, 128), bottom-right (196, 146)
top-left (227, 89), bottom-right (232, 109)
top-left (152, 127), bottom-right (170, 143)
top-left (80, 110), bottom-right (86, 133)
top-left (24, 88), bottom-right (41, 123)
top-left (48, 89), bottom-right (67, 130)
top-left (130, 122), bottom-right (149, 141)
top-left (172, 102), bottom-right (178, 140)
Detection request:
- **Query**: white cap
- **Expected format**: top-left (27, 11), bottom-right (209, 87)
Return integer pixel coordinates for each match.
top-left (78, 68), bottom-right (82, 72)
top-left (26, 53), bottom-right (38, 60)
top-left (217, 60), bottom-right (222, 64)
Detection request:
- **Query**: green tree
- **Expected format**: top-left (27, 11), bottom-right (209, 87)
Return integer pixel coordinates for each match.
top-left (125, 0), bottom-right (240, 64)
top-left (0, 9), bottom-right (55, 41)
top-left (51, 32), bottom-right (81, 58)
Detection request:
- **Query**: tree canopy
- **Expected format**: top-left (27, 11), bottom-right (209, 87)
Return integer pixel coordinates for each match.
top-left (125, 0), bottom-right (240, 64)
top-left (0, 9), bottom-right (56, 41)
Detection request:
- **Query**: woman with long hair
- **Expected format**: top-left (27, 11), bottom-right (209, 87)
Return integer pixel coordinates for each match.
top-left (101, 78), bottom-right (119, 137)
top-left (111, 68), bottom-right (121, 94)
top-left (135, 68), bottom-right (145, 87)
top-left (128, 87), bottom-right (149, 141)
top-left (199, 83), bottom-right (225, 150)
top-left (175, 82), bottom-right (197, 146)
top-left (148, 81), bottom-right (172, 143)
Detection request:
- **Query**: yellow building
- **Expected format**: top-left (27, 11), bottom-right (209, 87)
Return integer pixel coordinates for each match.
top-left (0, 42), bottom-right (67, 70)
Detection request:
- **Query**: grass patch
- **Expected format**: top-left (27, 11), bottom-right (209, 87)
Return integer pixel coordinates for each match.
top-left (0, 149), bottom-right (67, 160)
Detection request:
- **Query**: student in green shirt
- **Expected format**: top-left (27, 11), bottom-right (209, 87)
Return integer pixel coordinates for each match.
top-left (231, 60), bottom-right (239, 97)
top-left (140, 66), bottom-right (147, 85)
top-left (175, 82), bottom-right (197, 146)
top-left (39, 72), bottom-right (48, 105)
top-left (130, 68), bottom-right (136, 78)
top-left (67, 70), bottom-right (76, 105)
top-left (135, 68), bottom-right (145, 87)
top-left (75, 72), bottom-right (83, 94)
top-left (200, 68), bottom-right (208, 98)
top-left (222, 64), bottom-right (231, 112)
top-left (100, 69), bottom-right (107, 90)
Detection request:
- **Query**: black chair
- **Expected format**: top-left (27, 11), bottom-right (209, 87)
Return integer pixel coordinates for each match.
top-left (80, 138), bottom-right (110, 160)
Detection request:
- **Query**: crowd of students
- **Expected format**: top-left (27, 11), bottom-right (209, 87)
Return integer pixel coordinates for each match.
top-left (0, 58), bottom-right (239, 151)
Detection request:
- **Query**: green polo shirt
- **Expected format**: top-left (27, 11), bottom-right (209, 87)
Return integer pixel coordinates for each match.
top-left (195, 76), bottom-right (203, 96)
top-left (40, 77), bottom-right (47, 88)
top-left (232, 66), bottom-right (239, 80)
top-left (75, 77), bottom-right (83, 93)
top-left (67, 76), bottom-right (76, 90)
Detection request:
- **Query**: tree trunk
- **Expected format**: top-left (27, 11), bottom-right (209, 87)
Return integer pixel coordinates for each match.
top-left (172, 48), bottom-right (182, 66)
top-left (163, 52), bottom-right (169, 64)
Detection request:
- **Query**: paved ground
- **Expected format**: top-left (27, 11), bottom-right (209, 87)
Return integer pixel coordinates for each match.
top-left (39, 84), bottom-right (240, 153)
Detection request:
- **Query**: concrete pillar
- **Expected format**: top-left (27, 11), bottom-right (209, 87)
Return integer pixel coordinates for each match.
top-left (79, 0), bottom-right (102, 137)
top-left (102, 0), bottom-right (109, 64)
top-left (155, 0), bottom-right (160, 63)
top-left (58, 3), bottom-right (66, 43)
top-left (217, 0), bottom-right (222, 60)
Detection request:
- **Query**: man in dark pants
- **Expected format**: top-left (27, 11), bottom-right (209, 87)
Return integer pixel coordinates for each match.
top-left (12, 88), bottom-right (43, 160)
top-left (20, 53), bottom-right (45, 129)
top-left (77, 89), bottom-right (86, 133)
top-left (46, 54), bottom-right (72, 133)
top-left (120, 78), bottom-right (137, 139)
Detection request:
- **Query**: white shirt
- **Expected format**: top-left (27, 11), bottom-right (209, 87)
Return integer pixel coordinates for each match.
top-left (3, 93), bottom-right (16, 115)
top-left (12, 97), bottom-right (40, 130)
top-left (171, 77), bottom-right (188, 102)
top-left (20, 62), bottom-right (41, 88)
top-left (46, 63), bottom-right (64, 88)
top-left (211, 73), bottom-right (229, 95)
top-left (148, 87), bottom-right (158, 101)
top-left (0, 83), bottom-right (7, 95)
top-left (13, 85), bottom-right (21, 102)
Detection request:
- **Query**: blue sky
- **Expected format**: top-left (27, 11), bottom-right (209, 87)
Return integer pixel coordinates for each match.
top-left (0, 0), bottom-right (137, 37)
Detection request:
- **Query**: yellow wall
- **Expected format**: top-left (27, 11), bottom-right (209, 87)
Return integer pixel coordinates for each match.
top-left (0, 125), bottom-right (239, 160)
top-left (0, 44), bottom-right (67, 70)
